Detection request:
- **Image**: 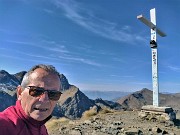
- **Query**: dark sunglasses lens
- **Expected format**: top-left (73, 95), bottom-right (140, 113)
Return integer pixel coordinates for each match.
top-left (29, 87), bottom-right (44, 97)
top-left (48, 91), bottom-right (62, 101)
top-left (28, 86), bottom-right (62, 100)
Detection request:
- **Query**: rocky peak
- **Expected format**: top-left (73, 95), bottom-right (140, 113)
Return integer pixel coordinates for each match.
top-left (13, 71), bottom-right (27, 83)
top-left (54, 85), bottom-right (95, 119)
top-left (60, 74), bottom-right (70, 91)
top-left (116, 88), bottom-right (153, 110)
top-left (0, 70), bottom-right (20, 86)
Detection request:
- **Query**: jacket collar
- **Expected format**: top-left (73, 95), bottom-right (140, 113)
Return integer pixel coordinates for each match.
top-left (16, 100), bottom-right (52, 127)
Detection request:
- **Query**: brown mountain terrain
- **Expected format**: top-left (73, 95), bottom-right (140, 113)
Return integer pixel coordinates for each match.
top-left (116, 88), bottom-right (180, 112)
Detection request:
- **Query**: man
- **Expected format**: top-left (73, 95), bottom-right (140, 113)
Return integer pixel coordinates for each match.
top-left (0, 64), bottom-right (62, 135)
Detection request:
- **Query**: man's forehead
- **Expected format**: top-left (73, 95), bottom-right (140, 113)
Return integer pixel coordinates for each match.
top-left (32, 68), bottom-right (48, 74)
top-left (29, 68), bottom-right (61, 86)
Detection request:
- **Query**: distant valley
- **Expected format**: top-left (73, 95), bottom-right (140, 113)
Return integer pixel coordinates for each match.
top-left (81, 90), bottom-right (131, 101)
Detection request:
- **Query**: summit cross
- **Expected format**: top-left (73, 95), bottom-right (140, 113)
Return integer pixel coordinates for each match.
top-left (137, 8), bottom-right (166, 107)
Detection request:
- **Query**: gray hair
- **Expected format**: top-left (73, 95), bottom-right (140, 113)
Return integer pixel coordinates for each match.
top-left (21, 64), bottom-right (60, 88)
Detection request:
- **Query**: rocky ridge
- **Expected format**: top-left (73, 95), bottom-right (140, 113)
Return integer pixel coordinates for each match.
top-left (0, 70), bottom-right (20, 86)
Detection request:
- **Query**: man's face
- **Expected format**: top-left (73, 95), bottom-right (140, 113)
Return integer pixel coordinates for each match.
top-left (18, 68), bottom-right (61, 121)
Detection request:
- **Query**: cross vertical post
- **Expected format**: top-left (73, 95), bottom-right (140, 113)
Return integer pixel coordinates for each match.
top-left (137, 8), bottom-right (166, 107)
top-left (150, 8), bottom-right (159, 107)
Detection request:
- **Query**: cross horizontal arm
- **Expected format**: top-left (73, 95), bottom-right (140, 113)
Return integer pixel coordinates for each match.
top-left (137, 15), bottom-right (166, 37)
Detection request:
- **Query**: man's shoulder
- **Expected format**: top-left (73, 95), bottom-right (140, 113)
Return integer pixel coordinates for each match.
top-left (0, 106), bottom-right (20, 134)
top-left (0, 110), bottom-right (17, 135)
top-left (0, 105), bottom-right (15, 114)
top-left (0, 105), bottom-right (18, 123)
top-left (0, 110), bottom-right (12, 127)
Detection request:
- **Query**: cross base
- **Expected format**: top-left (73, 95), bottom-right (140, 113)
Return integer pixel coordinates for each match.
top-left (138, 105), bottom-right (176, 122)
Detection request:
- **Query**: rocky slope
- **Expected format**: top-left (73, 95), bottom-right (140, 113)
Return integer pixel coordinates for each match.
top-left (53, 85), bottom-right (96, 119)
top-left (46, 110), bottom-right (180, 135)
top-left (0, 90), bottom-right (16, 111)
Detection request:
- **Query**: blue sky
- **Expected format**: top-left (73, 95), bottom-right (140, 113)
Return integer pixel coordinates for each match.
top-left (0, 0), bottom-right (180, 93)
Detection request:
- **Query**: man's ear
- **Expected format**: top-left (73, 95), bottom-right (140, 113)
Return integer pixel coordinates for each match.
top-left (17, 85), bottom-right (23, 100)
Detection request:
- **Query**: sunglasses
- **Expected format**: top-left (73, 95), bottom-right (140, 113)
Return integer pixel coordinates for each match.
top-left (27, 86), bottom-right (62, 101)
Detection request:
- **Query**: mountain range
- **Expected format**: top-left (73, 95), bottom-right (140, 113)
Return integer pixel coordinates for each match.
top-left (0, 70), bottom-right (179, 119)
